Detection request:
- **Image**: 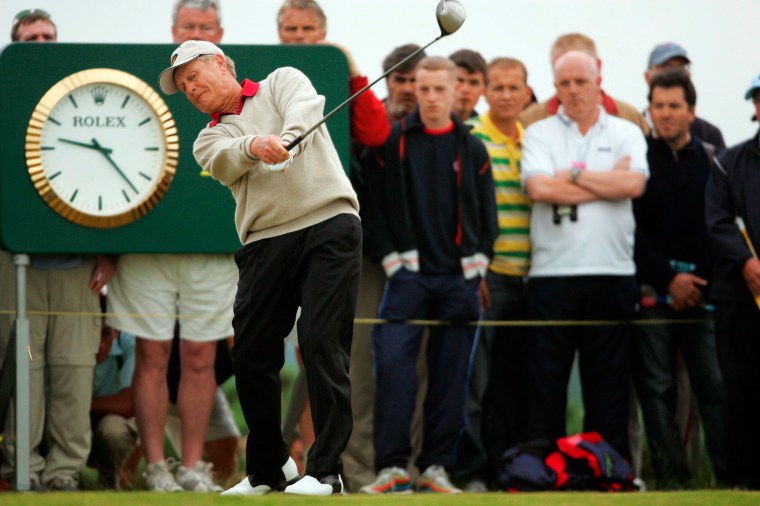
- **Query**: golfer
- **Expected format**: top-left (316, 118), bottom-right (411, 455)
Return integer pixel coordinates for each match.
top-left (158, 40), bottom-right (361, 496)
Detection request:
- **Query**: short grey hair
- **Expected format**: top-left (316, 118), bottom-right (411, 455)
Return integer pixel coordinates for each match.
top-left (172, 0), bottom-right (222, 25)
top-left (276, 0), bottom-right (326, 31)
top-left (198, 53), bottom-right (236, 79)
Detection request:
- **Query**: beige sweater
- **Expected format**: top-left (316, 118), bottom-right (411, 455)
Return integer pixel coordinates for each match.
top-left (193, 67), bottom-right (358, 244)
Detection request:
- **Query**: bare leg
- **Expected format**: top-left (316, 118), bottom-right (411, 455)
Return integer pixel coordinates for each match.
top-left (133, 339), bottom-right (172, 464)
top-left (177, 339), bottom-right (217, 467)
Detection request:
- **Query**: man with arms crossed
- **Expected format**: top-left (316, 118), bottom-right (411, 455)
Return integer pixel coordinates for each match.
top-left (520, 51), bottom-right (648, 458)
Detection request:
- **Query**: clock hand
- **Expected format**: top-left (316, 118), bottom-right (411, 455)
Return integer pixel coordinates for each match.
top-left (58, 137), bottom-right (113, 155)
top-left (91, 138), bottom-right (139, 194)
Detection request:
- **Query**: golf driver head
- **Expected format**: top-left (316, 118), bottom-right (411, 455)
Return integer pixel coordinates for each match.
top-left (436, 0), bottom-right (466, 36)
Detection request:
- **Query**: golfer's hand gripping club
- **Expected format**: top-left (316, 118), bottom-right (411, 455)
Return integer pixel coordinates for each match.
top-left (252, 135), bottom-right (293, 172)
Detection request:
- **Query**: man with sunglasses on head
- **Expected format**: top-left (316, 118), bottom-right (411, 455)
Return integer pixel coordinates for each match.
top-left (1, 10), bottom-right (117, 492)
top-left (10, 8), bottom-right (55, 42)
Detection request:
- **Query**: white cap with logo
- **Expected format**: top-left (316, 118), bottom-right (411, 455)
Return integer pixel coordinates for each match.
top-left (159, 40), bottom-right (224, 95)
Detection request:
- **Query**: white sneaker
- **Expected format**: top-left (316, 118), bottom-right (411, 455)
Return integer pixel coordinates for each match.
top-left (359, 466), bottom-right (412, 494)
top-left (175, 460), bottom-right (223, 492)
top-left (284, 474), bottom-right (344, 496)
top-left (144, 460), bottom-right (182, 492)
top-left (417, 465), bottom-right (462, 494)
top-left (220, 457), bottom-right (299, 496)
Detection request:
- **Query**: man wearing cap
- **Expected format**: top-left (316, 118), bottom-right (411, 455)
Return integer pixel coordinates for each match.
top-left (705, 73), bottom-right (760, 490)
top-left (644, 42), bottom-right (725, 148)
top-left (105, 0), bottom-right (237, 492)
top-left (159, 40), bottom-right (361, 496)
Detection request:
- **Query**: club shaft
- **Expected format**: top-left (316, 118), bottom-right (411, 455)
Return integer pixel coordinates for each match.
top-left (286, 35), bottom-right (443, 151)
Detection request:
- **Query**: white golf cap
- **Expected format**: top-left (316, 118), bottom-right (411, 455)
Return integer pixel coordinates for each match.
top-left (158, 40), bottom-right (224, 95)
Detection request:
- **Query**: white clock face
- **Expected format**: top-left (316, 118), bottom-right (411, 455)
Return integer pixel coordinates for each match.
top-left (40, 83), bottom-right (165, 216)
top-left (26, 69), bottom-right (178, 228)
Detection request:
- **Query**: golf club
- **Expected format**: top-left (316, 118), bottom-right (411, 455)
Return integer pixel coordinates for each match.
top-left (285, 0), bottom-right (466, 151)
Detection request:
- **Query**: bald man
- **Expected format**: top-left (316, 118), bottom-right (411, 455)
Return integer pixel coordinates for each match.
top-left (519, 51), bottom-right (648, 459)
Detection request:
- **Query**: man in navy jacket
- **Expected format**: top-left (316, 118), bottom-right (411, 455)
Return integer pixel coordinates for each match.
top-left (633, 69), bottom-right (726, 488)
top-left (361, 56), bottom-right (497, 494)
top-left (705, 71), bottom-right (760, 490)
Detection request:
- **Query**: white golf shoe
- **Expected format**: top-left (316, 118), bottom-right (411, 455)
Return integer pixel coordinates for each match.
top-left (220, 457), bottom-right (299, 496)
top-left (284, 474), bottom-right (344, 496)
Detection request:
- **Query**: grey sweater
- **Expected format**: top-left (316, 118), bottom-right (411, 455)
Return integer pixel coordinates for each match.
top-left (193, 67), bottom-right (358, 244)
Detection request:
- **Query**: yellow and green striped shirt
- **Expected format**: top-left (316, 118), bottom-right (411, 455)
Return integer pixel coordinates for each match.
top-left (467, 113), bottom-right (531, 276)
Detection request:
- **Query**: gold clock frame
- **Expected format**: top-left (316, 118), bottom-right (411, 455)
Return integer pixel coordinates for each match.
top-left (25, 68), bottom-right (179, 228)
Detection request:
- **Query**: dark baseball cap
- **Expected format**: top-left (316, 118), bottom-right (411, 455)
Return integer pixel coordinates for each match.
top-left (744, 72), bottom-right (760, 100)
top-left (648, 42), bottom-right (690, 69)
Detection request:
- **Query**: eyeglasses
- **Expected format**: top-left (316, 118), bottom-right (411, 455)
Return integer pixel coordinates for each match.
top-left (12, 8), bottom-right (51, 25)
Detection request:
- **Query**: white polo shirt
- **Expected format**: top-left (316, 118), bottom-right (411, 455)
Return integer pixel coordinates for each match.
top-left (521, 106), bottom-right (648, 277)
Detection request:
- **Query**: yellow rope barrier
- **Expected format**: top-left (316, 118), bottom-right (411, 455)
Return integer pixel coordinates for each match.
top-left (0, 309), bottom-right (710, 326)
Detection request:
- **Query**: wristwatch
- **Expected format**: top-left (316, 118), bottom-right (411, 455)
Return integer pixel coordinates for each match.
top-left (570, 161), bottom-right (586, 185)
top-left (571, 166), bottom-right (582, 184)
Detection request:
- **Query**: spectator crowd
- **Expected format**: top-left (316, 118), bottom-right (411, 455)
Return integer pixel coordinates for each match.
top-left (1, 0), bottom-right (760, 495)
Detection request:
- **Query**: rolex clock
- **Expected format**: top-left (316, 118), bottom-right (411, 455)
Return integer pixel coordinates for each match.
top-left (25, 68), bottom-right (179, 228)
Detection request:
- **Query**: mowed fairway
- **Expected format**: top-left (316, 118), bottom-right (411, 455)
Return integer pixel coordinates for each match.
top-left (1, 491), bottom-right (758, 506)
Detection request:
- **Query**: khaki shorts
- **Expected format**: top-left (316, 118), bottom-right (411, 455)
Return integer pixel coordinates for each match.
top-left (107, 254), bottom-right (235, 342)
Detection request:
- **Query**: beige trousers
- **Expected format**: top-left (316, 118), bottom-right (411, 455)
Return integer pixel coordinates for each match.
top-left (1, 256), bottom-right (100, 486)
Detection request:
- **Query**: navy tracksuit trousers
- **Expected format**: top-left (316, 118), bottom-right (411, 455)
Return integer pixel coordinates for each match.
top-left (371, 269), bottom-right (479, 472)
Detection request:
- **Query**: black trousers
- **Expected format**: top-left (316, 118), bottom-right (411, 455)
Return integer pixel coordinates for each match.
top-left (231, 214), bottom-right (361, 483)
top-left (521, 275), bottom-right (638, 460)
top-left (714, 300), bottom-right (760, 489)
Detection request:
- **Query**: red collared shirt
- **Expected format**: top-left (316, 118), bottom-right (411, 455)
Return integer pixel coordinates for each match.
top-left (208, 78), bottom-right (260, 127)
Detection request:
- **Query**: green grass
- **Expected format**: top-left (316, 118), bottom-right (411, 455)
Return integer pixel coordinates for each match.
top-left (0, 490), bottom-right (758, 506)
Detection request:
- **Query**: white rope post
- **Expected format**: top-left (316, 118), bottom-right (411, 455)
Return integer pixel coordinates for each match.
top-left (13, 254), bottom-right (30, 491)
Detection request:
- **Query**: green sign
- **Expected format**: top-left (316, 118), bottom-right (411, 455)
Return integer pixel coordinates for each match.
top-left (0, 43), bottom-right (349, 254)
